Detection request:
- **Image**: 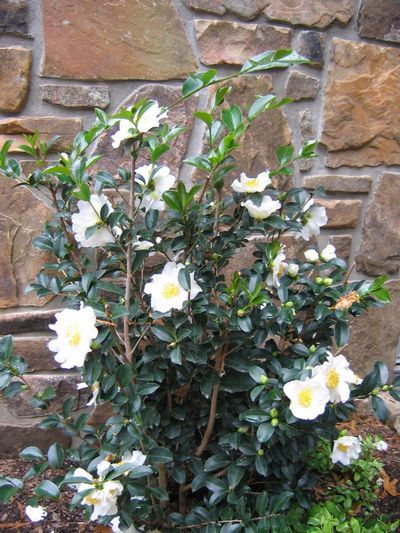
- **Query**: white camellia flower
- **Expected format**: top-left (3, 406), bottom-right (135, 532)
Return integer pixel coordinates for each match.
top-left (331, 436), bottom-right (362, 466)
top-left (266, 246), bottom-right (287, 288)
top-left (241, 196), bottom-right (281, 220)
top-left (48, 303), bottom-right (98, 369)
top-left (232, 171), bottom-right (271, 193)
top-left (374, 440), bottom-right (389, 451)
top-left (320, 244), bottom-right (336, 262)
top-left (73, 467), bottom-right (123, 521)
top-left (26, 505), bottom-right (47, 522)
top-left (118, 450), bottom-right (147, 468)
top-left (132, 237), bottom-right (154, 251)
top-left (304, 249), bottom-right (320, 263)
top-left (111, 101), bottom-right (167, 148)
top-left (144, 262), bottom-right (201, 313)
top-left (72, 194), bottom-right (118, 248)
top-left (283, 378), bottom-right (330, 420)
top-left (298, 199), bottom-right (328, 241)
top-left (136, 164), bottom-right (176, 211)
top-left (287, 263), bottom-right (299, 277)
top-left (111, 516), bottom-right (139, 533)
top-left (312, 353), bottom-right (357, 404)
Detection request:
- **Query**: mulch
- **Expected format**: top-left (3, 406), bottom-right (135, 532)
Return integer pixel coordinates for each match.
top-left (0, 415), bottom-right (399, 532)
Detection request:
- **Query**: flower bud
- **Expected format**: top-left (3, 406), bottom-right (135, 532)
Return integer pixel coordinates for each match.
top-left (309, 344), bottom-right (317, 354)
top-left (315, 277), bottom-right (324, 285)
top-left (372, 387), bottom-right (380, 396)
top-left (284, 301), bottom-right (294, 308)
top-left (320, 244), bottom-right (336, 262)
top-left (257, 449), bottom-right (264, 456)
top-left (260, 375), bottom-right (269, 385)
top-left (323, 277), bottom-right (333, 286)
top-left (269, 408), bottom-right (278, 418)
top-left (381, 385), bottom-right (390, 391)
top-left (212, 253), bottom-right (220, 260)
top-left (287, 263), bottom-right (299, 277)
top-left (237, 309), bottom-right (246, 317)
top-left (304, 249), bottom-right (319, 263)
top-left (271, 418), bottom-right (279, 427)
top-left (237, 426), bottom-right (248, 433)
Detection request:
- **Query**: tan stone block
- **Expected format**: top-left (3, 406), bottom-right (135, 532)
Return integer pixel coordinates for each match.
top-left (329, 235), bottom-right (352, 261)
top-left (40, 84), bottom-right (109, 109)
top-left (304, 175), bottom-right (372, 193)
top-left (263, 0), bottom-right (355, 28)
top-left (195, 19), bottom-right (291, 65)
top-left (0, 116), bottom-right (82, 152)
top-left (0, 0), bottom-right (28, 37)
top-left (316, 198), bottom-right (362, 229)
top-left (322, 38), bottom-right (400, 167)
top-left (357, 0), bottom-right (400, 44)
top-left (356, 172), bottom-right (400, 276)
top-left (184, 0), bottom-right (267, 19)
top-left (0, 47), bottom-right (31, 112)
top-left (41, 0), bottom-right (197, 80)
top-left (285, 71), bottom-right (320, 101)
top-left (345, 280), bottom-right (400, 378)
top-left (0, 309), bottom-right (62, 335)
top-left (13, 336), bottom-right (56, 372)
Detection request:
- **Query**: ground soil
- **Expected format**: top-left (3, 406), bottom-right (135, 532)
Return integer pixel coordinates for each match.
top-left (0, 415), bottom-right (398, 532)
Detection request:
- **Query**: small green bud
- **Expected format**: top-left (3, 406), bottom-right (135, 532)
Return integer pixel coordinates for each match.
top-left (309, 344), bottom-right (317, 354)
top-left (381, 385), bottom-right (390, 391)
top-left (168, 341), bottom-right (177, 348)
top-left (237, 309), bottom-right (246, 317)
top-left (315, 277), bottom-right (324, 285)
top-left (269, 408), bottom-right (278, 418)
top-left (271, 418), bottom-right (279, 427)
top-left (212, 253), bottom-right (220, 260)
top-left (237, 426), bottom-right (248, 433)
top-left (91, 341), bottom-right (101, 350)
top-left (339, 429), bottom-right (347, 437)
top-left (259, 375), bottom-right (269, 385)
top-left (372, 387), bottom-right (380, 396)
top-left (278, 192), bottom-right (287, 202)
top-left (272, 351), bottom-right (278, 357)
top-left (257, 449), bottom-right (264, 456)
top-left (285, 301), bottom-right (294, 308)
top-left (323, 277), bottom-right (333, 286)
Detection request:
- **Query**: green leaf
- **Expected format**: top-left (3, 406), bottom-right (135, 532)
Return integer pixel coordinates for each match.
top-left (240, 408), bottom-right (269, 424)
top-left (145, 208), bottom-right (159, 230)
top-left (270, 490), bottom-right (294, 513)
top-left (0, 481), bottom-right (20, 503)
top-left (221, 105), bottom-right (243, 131)
top-left (227, 464), bottom-right (245, 489)
top-left (34, 479), bottom-right (60, 499)
top-left (249, 366), bottom-right (266, 384)
top-left (334, 320), bottom-right (348, 347)
top-left (194, 111), bottom-right (213, 127)
top-left (20, 446), bottom-right (44, 461)
top-left (47, 443), bottom-right (65, 469)
top-left (152, 325), bottom-right (174, 342)
top-left (204, 455), bottom-right (231, 472)
top-left (170, 346), bottom-right (182, 365)
top-left (256, 423), bottom-right (275, 443)
top-left (147, 446), bottom-right (173, 464)
top-left (248, 95), bottom-right (275, 121)
top-left (72, 182), bottom-right (91, 201)
top-left (276, 145), bottom-right (294, 165)
top-left (116, 364), bottom-right (133, 387)
top-left (182, 75), bottom-right (203, 98)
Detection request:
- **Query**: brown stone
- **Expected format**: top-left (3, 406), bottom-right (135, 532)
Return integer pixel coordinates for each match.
top-left (345, 280), bottom-right (400, 378)
top-left (184, 0), bottom-right (267, 19)
top-left (299, 108), bottom-right (314, 172)
top-left (88, 403), bottom-right (114, 426)
top-left (42, 0), bottom-right (197, 80)
top-left (195, 20), bottom-right (291, 66)
top-left (263, 0), bottom-right (355, 28)
top-left (13, 336), bottom-right (56, 372)
top-left (0, 309), bottom-right (62, 335)
top-left (285, 71), bottom-right (320, 101)
top-left (92, 84), bottom-right (197, 178)
top-left (1, 373), bottom-right (82, 418)
top-left (356, 172), bottom-right (400, 276)
top-left (0, 116), bottom-right (82, 152)
top-left (0, 0), bottom-right (29, 37)
top-left (0, 47), bottom-right (31, 112)
top-left (357, 0), bottom-right (400, 44)
top-left (316, 198), bottom-right (362, 229)
top-left (296, 31), bottom-right (325, 69)
top-left (0, 420), bottom-right (70, 458)
top-left (322, 38), bottom-right (400, 168)
top-left (329, 234), bottom-right (352, 261)
top-left (199, 75), bottom-right (292, 190)
top-left (40, 84), bottom-right (109, 109)
top-left (0, 178), bottom-right (53, 308)
top-left (304, 175), bottom-right (372, 193)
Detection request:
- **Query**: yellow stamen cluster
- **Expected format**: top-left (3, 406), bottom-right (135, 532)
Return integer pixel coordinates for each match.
top-left (66, 325), bottom-right (81, 347)
top-left (298, 387), bottom-right (312, 407)
top-left (245, 178), bottom-right (260, 189)
top-left (326, 369), bottom-right (340, 389)
top-left (162, 283), bottom-right (180, 299)
top-left (338, 443), bottom-right (350, 452)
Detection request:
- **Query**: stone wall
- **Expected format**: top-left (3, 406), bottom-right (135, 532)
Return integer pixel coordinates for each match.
top-left (0, 0), bottom-right (400, 453)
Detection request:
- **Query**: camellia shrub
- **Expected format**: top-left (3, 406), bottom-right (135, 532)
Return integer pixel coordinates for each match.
top-left (0, 50), bottom-right (398, 532)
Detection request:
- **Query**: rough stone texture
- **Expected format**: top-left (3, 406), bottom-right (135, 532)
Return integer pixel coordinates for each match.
top-left (0, 178), bottom-right (52, 308)
top-left (345, 280), bottom-right (400, 378)
top-left (263, 0), bottom-right (355, 28)
top-left (356, 172), bottom-right (400, 276)
top-left (0, 309), bottom-right (62, 335)
top-left (304, 175), bottom-right (372, 193)
top-left (0, 420), bottom-right (70, 457)
top-left (322, 38), bottom-right (400, 168)
top-left (316, 198), bottom-right (362, 229)
top-left (0, 0), bottom-right (28, 37)
top-left (184, 0), bottom-right (267, 19)
top-left (355, 393), bottom-right (400, 431)
top-left (0, 47), bottom-right (31, 112)
top-left (41, 0), bottom-right (197, 80)
top-left (1, 374), bottom-right (81, 418)
top-left (195, 20), bottom-right (292, 66)
top-left (13, 336), bottom-right (56, 372)
top-left (299, 108), bottom-right (314, 171)
top-left (200, 75), bottom-right (292, 190)
top-left (0, 116), bottom-right (82, 152)
top-left (329, 234), bottom-right (352, 261)
top-left (296, 31), bottom-right (325, 69)
top-left (93, 85), bottom-right (197, 178)
top-left (285, 71), bottom-right (320, 101)
top-left (357, 0), bottom-right (400, 44)
top-left (40, 84), bottom-right (110, 109)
